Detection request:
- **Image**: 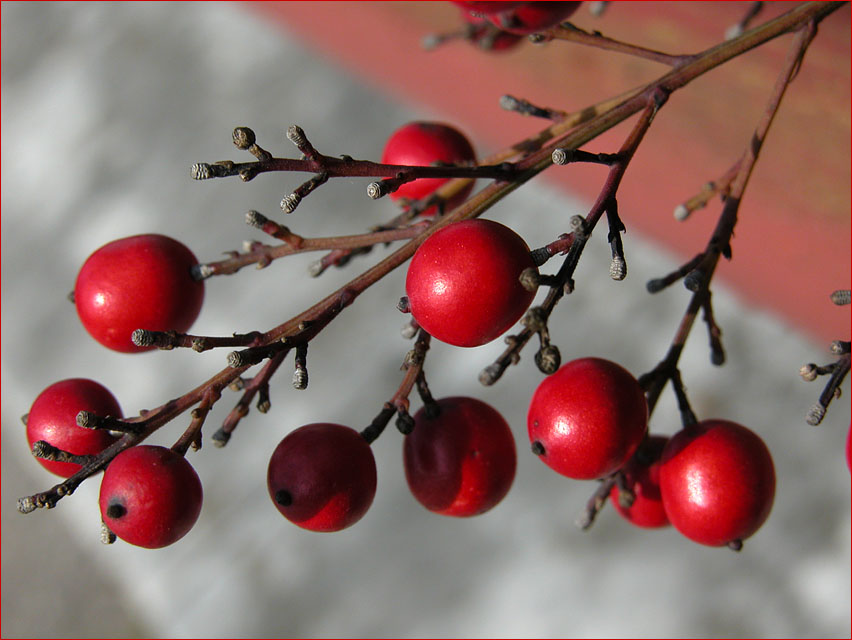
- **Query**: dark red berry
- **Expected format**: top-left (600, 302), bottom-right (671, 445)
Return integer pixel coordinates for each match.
top-left (609, 435), bottom-right (670, 529)
top-left (489, 1), bottom-right (581, 34)
top-left (659, 419), bottom-right (776, 547)
top-left (527, 357), bottom-right (648, 480)
top-left (26, 378), bottom-right (122, 477)
top-left (404, 396), bottom-right (516, 517)
top-left (450, 1), bottom-right (526, 16)
top-left (405, 219), bottom-right (537, 347)
top-left (381, 122), bottom-right (476, 212)
top-left (74, 234), bottom-right (205, 353)
top-left (99, 445), bottom-right (203, 549)
top-left (267, 423), bottom-right (377, 532)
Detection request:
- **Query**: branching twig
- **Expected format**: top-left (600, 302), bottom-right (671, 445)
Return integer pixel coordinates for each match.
top-left (18, 2), bottom-right (843, 515)
top-left (195, 221), bottom-right (430, 279)
top-left (585, 16), bottom-right (826, 532)
top-left (801, 289), bottom-right (851, 425)
top-left (483, 88), bottom-right (667, 384)
top-left (362, 330), bottom-right (432, 443)
top-left (213, 350), bottom-right (288, 447)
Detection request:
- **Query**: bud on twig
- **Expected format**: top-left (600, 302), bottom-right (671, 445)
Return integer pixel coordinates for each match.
top-left (830, 289), bottom-right (851, 305)
top-left (232, 127), bottom-right (256, 150)
top-left (535, 344), bottom-right (561, 375)
top-left (609, 255), bottom-right (627, 281)
top-left (366, 181), bottom-right (388, 199)
top-left (292, 344), bottom-right (309, 390)
top-left (280, 193), bottom-right (302, 214)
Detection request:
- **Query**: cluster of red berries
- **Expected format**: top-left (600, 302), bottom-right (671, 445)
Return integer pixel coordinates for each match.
top-left (27, 233), bottom-right (208, 548)
top-left (24, 119), bottom-right (775, 551)
top-left (266, 395), bottom-right (517, 532)
top-left (527, 357), bottom-right (776, 547)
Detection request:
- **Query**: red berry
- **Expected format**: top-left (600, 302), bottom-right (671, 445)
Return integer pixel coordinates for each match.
top-left (450, 1), bottom-right (526, 16)
top-left (26, 378), bottom-right (122, 477)
top-left (609, 435), bottom-right (670, 529)
top-left (404, 397), bottom-right (517, 517)
top-left (659, 419), bottom-right (776, 547)
top-left (74, 234), bottom-right (205, 353)
top-left (489, 2), bottom-right (581, 34)
top-left (99, 445), bottom-right (203, 549)
top-left (527, 357), bottom-right (648, 480)
top-left (380, 122), bottom-right (476, 212)
top-left (267, 423), bottom-right (377, 532)
top-left (405, 219), bottom-right (537, 347)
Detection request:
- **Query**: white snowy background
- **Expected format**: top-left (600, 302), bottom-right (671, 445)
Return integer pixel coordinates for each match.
top-left (2, 3), bottom-right (849, 638)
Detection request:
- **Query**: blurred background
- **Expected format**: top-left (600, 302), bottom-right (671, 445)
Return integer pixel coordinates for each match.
top-left (2, 2), bottom-right (849, 638)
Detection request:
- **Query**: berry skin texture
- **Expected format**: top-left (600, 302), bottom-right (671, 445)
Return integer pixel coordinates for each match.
top-left (405, 219), bottom-right (537, 348)
top-left (267, 423), bottom-right (377, 533)
top-left (26, 378), bottom-right (122, 477)
top-left (404, 397), bottom-right (517, 517)
top-left (99, 445), bottom-right (203, 549)
top-left (609, 435), bottom-right (670, 529)
top-left (74, 234), bottom-right (205, 353)
top-left (659, 419), bottom-right (776, 547)
top-left (380, 122), bottom-right (476, 211)
top-left (527, 357), bottom-right (648, 480)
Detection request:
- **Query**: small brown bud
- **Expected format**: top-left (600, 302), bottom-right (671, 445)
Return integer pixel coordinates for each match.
top-left (232, 127), bottom-right (256, 150)
top-left (286, 125), bottom-right (308, 149)
top-left (609, 255), bottom-right (627, 281)
top-left (190, 163), bottom-right (213, 180)
top-left (799, 363), bottom-right (818, 382)
top-left (519, 267), bottom-right (540, 292)
top-left (280, 193), bottom-right (301, 214)
top-left (366, 182), bottom-right (387, 199)
top-left (535, 344), bottom-right (561, 375)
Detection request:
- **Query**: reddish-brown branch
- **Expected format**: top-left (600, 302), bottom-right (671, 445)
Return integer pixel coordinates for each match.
top-left (362, 330), bottom-right (432, 444)
top-left (196, 222), bottom-right (431, 279)
top-left (674, 159), bottom-right (744, 221)
top-left (543, 22), bottom-right (692, 67)
top-left (214, 350), bottom-right (289, 447)
top-left (191, 151), bottom-right (517, 184)
top-left (131, 329), bottom-right (264, 352)
top-left (644, 19), bottom-right (821, 416)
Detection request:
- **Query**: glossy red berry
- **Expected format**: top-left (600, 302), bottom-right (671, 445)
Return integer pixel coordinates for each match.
top-left (527, 357), bottom-right (648, 480)
top-left (609, 435), bottom-right (670, 529)
top-left (405, 219), bottom-right (537, 347)
top-left (74, 234), bottom-right (205, 353)
top-left (489, 2), bottom-right (582, 34)
top-left (267, 423), bottom-right (377, 532)
top-left (381, 122), bottom-right (476, 211)
top-left (99, 445), bottom-right (203, 549)
top-left (404, 396), bottom-right (517, 517)
top-left (26, 378), bottom-right (122, 477)
top-left (659, 419), bottom-right (776, 547)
